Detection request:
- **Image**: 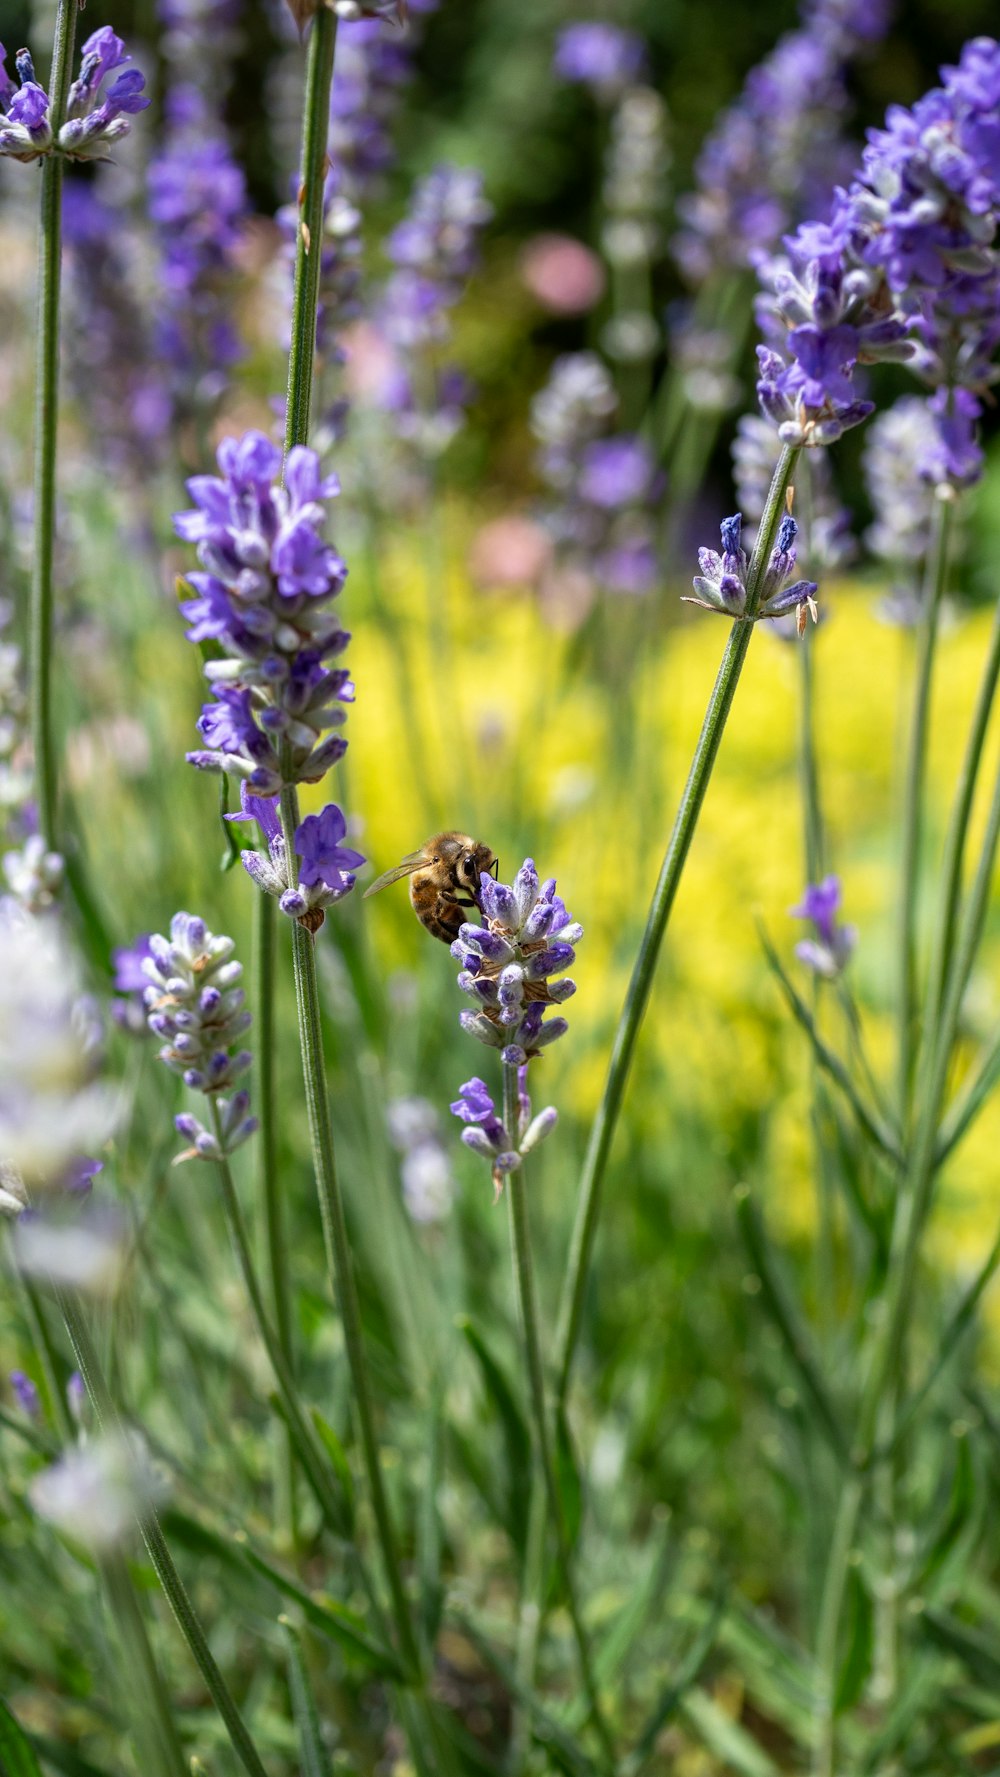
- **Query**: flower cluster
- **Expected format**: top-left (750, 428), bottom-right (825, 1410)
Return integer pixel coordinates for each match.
top-left (531, 353), bottom-right (661, 597)
top-left (451, 1072), bottom-right (557, 1200)
top-left (599, 85), bottom-right (670, 366)
top-left (451, 859), bottom-right (582, 1066)
top-left (685, 512), bottom-right (819, 634)
top-left (329, 3), bottom-right (439, 202)
top-left (553, 23), bottom-right (647, 103)
top-left (732, 411), bottom-right (855, 572)
top-left (0, 904), bottom-right (113, 1198)
top-left (174, 431), bottom-right (353, 798)
top-left (148, 87), bottom-right (247, 417)
top-left (142, 912), bottom-right (257, 1161)
top-left (63, 180), bottom-right (168, 482)
top-left (756, 36), bottom-right (1000, 463)
top-left (790, 876), bottom-right (856, 977)
top-left (371, 164), bottom-right (493, 456)
top-left (387, 1096), bottom-right (454, 1223)
top-left (229, 787), bottom-right (363, 933)
top-left (862, 396), bottom-right (941, 566)
top-left (672, 1), bottom-right (890, 286)
top-left (0, 29), bottom-right (148, 162)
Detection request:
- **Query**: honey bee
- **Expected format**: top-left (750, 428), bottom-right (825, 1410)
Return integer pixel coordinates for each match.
top-left (363, 832), bottom-right (498, 944)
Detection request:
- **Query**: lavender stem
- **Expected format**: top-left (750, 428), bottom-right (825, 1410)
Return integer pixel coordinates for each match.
top-left (29, 0), bottom-right (79, 848)
top-left (553, 443), bottom-right (800, 1413)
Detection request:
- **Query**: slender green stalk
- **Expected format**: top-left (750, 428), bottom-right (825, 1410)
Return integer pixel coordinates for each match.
top-left (510, 1478), bottom-right (548, 1773)
top-left (270, 840), bottom-right (422, 1679)
top-left (503, 1064), bottom-right (615, 1770)
top-left (102, 1551), bottom-right (188, 1777)
top-left (58, 1294), bottom-right (272, 1777)
top-left (553, 446), bottom-right (800, 1410)
top-left (29, 0), bottom-right (79, 848)
top-left (811, 1474), bottom-right (864, 1777)
top-left (921, 592), bottom-right (1000, 1031)
top-left (251, 892), bottom-right (297, 1543)
top-left (284, 5), bottom-right (338, 456)
top-left (208, 1106), bottom-right (354, 1538)
top-left (895, 497), bottom-right (954, 1124)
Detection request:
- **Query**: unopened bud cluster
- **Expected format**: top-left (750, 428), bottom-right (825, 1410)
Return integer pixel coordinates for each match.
top-left (143, 913), bottom-right (257, 1161)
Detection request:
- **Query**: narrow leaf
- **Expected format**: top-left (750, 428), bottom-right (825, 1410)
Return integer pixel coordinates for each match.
top-left (280, 1616), bottom-right (334, 1777)
top-left (680, 1687), bottom-right (781, 1777)
top-left (0, 1700), bottom-right (44, 1777)
top-left (734, 1185), bottom-right (848, 1461)
top-left (834, 1570), bottom-right (872, 1712)
top-left (309, 1407), bottom-right (356, 1531)
top-left (625, 1591), bottom-right (725, 1773)
top-left (555, 1406), bottom-right (583, 1553)
top-left (457, 1317), bottom-right (531, 1545)
top-left (758, 927), bottom-right (903, 1167)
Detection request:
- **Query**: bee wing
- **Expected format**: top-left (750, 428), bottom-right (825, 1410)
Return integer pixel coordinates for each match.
top-left (363, 852), bottom-right (426, 897)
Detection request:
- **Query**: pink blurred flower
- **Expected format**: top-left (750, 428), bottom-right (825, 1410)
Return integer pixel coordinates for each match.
top-left (340, 319), bottom-right (404, 404)
top-left (468, 516), bottom-right (553, 589)
top-left (519, 234), bottom-right (606, 315)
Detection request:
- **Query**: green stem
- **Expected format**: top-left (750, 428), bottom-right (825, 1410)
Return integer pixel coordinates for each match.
top-left (29, 0), bottom-right (79, 849)
top-left (510, 1475), bottom-right (547, 1774)
top-left (19, 1271), bottom-right (72, 1440)
top-left (252, 891), bottom-right (297, 1545)
top-left (896, 497), bottom-right (954, 1125)
top-left (811, 1475), bottom-right (863, 1777)
top-left (209, 1106), bottom-right (354, 1539)
top-left (277, 774), bottom-right (421, 1680)
top-left (503, 1064), bottom-right (615, 1770)
top-left (58, 1294), bottom-right (272, 1777)
top-left (284, 5), bottom-right (338, 456)
top-left (553, 446), bottom-right (800, 1410)
top-left (102, 1550), bottom-right (188, 1777)
top-left (920, 591), bottom-right (1000, 1032)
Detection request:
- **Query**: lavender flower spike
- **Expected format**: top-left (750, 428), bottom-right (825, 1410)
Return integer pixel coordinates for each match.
top-left (174, 432), bottom-right (352, 796)
top-left (790, 875), bottom-right (857, 977)
top-left (143, 912), bottom-right (258, 1161)
top-left (453, 858), bottom-right (581, 1066)
top-left (450, 1072), bottom-right (557, 1201)
top-left (685, 512), bottom-right (819, 634)
top-left (0, 30), bottom-right (149, 162)
top-left (553, 24), bottom-right (647, 102)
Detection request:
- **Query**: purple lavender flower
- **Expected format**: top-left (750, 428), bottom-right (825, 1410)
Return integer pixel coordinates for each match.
top-left (295, 805), bottom-right (365, 891)
top-left (387, 1096), bottom-right (454, 1223)
top-left (672, 0), bottom-right (892, 288)
top-left (756, 37), bottom-right (1000, 462)
top-left (862, 397), bottom-right (941, 564)
top-left (174, 432), bottom-right (353, 798)
top-left (148, 86), bottom-right (246, 417)
top-left (144, 913), bottom-right (257, 1161)
top-left (732, 412), bottom-right (855, 572)
top-left (371, 164), bottom-right (492, 458)
top-left (10, 1369), bottom-right (40, 1418)
top-left (684, 512), bottom-right (819, 632)
top-left (449, 1073), bottom-right (557, 1200)
top-left (531, 356), bottom-right (661, 596)
top-left (0, 28), bottom-right (148, 161)
top-left (329, 6), bottom-right (439, 203)
top-left (553, 24), bottom-right (647, 102)
top-left (452, 859), bottom-right (581, 1067)
top-left (790, 875), bottom-right (857, 976)
top-left (63, 180), bottom-right (169, 480)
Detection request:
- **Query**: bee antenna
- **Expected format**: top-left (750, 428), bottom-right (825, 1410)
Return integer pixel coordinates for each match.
top-left (491, 858), bottom-right (500, 879)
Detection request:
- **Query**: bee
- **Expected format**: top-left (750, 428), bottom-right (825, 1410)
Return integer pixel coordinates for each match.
top-left (363, 832), bottom-right (498, 944)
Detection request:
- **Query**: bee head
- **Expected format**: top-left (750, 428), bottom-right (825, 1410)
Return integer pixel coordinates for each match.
top-left (453, 839), bottom-right (497, 896)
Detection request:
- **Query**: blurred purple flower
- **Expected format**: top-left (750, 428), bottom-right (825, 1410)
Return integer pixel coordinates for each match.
top-left (790, 875), bottom-right (856, 976)
top-left (553, 23), bottom-right (647, 101)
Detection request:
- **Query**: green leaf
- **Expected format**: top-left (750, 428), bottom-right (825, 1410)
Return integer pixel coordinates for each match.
top-left (417, 1387), bottom-right (445, 1651)
top-left (680, 1688), bottom-right (781, 1777)
top-left (0, 1699), bottom-right (44, 1777)
top-left (309, 1407), bottom-right (356, 1532)
top-left (280, 1617), bottom-right (334, 1777)
top-left (921, 1608), bottom-right (1000, 1691)
top-left (625, 1592), bottom-right (725, 1774)
top-left (834, 1569), bottom-right (872, 1713)
top-left (734, 1185), bottom-right (847, 1461)
top-left (914, 1434), bottom-right (981, 1597)
top-left (457, 1317), bottom-right (530, 1546)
